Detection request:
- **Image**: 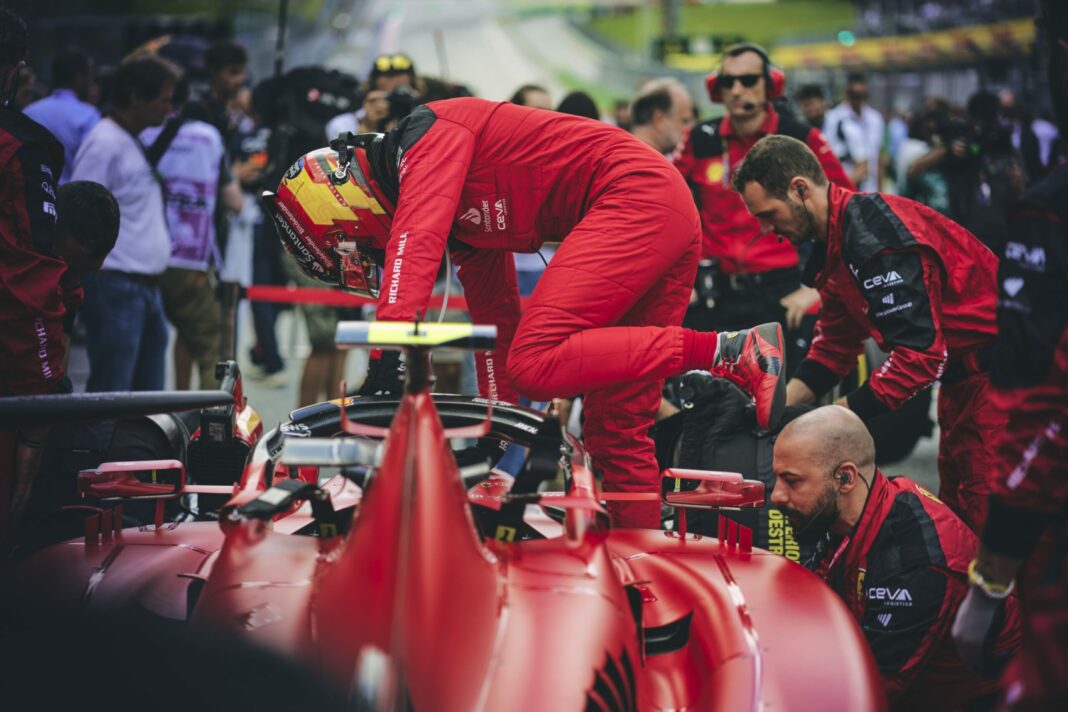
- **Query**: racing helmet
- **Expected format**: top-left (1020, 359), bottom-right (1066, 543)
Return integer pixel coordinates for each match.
top-left (262, 142), bottom-right (395, 297)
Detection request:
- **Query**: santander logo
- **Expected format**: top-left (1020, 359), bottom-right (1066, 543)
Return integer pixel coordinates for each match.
top-left (461, 207), bottom-right (481, 225)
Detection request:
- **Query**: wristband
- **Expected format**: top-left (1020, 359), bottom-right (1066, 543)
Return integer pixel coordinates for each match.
top-left (967, 559), bottom-right (1015, 600)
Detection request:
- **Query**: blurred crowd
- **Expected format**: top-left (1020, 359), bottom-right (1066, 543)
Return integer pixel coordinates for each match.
top-left (6, 19), bottom-right (1058, 415)
top-left (4, 3), bottom-right (1068, 708)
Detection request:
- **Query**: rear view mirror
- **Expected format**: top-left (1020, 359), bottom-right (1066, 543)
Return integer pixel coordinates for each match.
top-left (661, 468), bottom-right (765, 510)
top-left (78, 459), bottom-right (185, 500)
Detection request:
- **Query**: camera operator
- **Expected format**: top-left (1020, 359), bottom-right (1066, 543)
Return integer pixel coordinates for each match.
top-left (911, 92), bottom-right (1024, 253)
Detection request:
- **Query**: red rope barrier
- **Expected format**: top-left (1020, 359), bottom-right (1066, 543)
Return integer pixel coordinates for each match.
top-left (244, 285), bottom-right (533, 312)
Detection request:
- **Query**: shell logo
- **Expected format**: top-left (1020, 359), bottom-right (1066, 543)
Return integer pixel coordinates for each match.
top-left (705, 159), bottom-right (725, 184)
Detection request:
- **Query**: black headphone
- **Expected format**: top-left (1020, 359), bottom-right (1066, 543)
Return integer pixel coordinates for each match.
top-left (797, 183), bottom-right (807, 199)
top-left (837, 471), bottom-right (849, 486)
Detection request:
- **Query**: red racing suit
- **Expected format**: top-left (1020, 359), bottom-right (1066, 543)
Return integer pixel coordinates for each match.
top-left (0, 106), bottom-right (69, 397)
top-left (673, 104), bottom-right (853, 272)
top-left (793, 184), bottom-right (1001, 531)
top-left (813, 471), bottom-right (1021, 710)
top-left (368, 98), bottom-right (703, 527)
top-left (981, 166), bottom-right (1068, 710)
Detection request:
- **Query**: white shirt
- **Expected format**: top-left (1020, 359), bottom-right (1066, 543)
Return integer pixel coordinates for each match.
top-left (823, 110), bottom-right (869, 181)
top-left (141, 119), bottom-right (226, 271)
top-left (827, 103), bottom-right (885, 192)
top-left (325, 112), bottom-right (360, 141)
top-left (71, 117), bottom-right (170, 274)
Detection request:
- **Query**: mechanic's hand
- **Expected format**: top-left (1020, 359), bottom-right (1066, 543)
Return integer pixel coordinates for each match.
top-left (780, 286), bottom-right (820, 331)
top-left (357, 349), bottom-right (405, 396)
top-left (952, 586), bottom-right (1005, 677)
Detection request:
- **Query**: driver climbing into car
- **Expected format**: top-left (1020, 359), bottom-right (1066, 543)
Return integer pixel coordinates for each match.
top-left (263, 96), bottom-right (787, 529)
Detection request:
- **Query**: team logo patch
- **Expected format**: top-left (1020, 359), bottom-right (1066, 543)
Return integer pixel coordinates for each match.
top-left (705, 159), bottom-right (724, 184)
top-left (868, 586), bottom-right (913, 607)
top-left (876, 613), bottom-right (892, 627)
top-left (1003, 277), bottom-right (1024, 297)
top-left (863, 270), bottom-right (903, 291)
top-left (1004, 241), bottom-right (1046, 271)
top-left (280, 423), bottom-right (312, 438)
top-left (285, 157), bottom-right (305, 181)
top-left (461, 207), bottom-right (481, 225)
top-left (914, 484), bottom-right (943, 505)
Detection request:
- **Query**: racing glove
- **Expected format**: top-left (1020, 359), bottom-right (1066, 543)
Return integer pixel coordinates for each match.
top-left (357, 349), bottom-right (405, 396)
top-left (952, 585), bottom-right (1009, 678)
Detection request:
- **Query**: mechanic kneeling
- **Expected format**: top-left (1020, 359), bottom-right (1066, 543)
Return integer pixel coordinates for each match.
top-left (772, 406), bottom-right (1020, 710)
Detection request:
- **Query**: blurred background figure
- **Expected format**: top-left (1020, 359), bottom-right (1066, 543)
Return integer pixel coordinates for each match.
top-left (509, 83), bottom-right (551, 109)
top-left (629, 77), bottom-right (693, 156)
top-left (556, 90), bottom-right (599, 120)
top-left (71, 55), bottom-right (177, 393)
top-left (1000, 88), bottom-right (1063, 186)
top-left (24, 48), bottom-right (100, 184)
top-left (142, 72), bottom-right (241, 390)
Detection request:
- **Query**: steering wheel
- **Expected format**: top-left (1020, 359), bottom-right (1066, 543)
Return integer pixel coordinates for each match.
top-left (281, 394), bottom-right (564, 495)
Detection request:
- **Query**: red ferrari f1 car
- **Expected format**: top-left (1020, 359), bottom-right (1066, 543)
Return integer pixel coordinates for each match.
top-left (10, 322), bottom-right (884, 711)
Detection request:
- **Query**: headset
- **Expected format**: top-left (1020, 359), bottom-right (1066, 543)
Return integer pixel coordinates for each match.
top-left (705, 42), bottom-right (785, 105)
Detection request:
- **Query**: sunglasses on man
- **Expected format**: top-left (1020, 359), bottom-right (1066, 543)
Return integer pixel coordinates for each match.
top-left (374, 54), bottom-right (413, 73)
top-left (716, 73), bottom-right (763, 91)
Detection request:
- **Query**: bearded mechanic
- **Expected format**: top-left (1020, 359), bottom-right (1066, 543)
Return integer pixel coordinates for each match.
top-left (264, 96), bottom-right (787, 528)
top-left (773, 407), bottom-right (1020, 710)
top-left (733, 134), bottom-right (1001, 534)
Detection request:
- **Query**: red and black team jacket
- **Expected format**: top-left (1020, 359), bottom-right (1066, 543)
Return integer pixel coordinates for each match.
top-left (983, 165), bottom-right (1068, 558)
top-left (814, 471), bottom-right (1020, 709)
top-left (0, 106), bottom-right (69, 396)
top-left (793, 184), bottom-right (999, 420)
top-left (672, 105), bottom-right (853, 274)
top-left (366, 97), bottom-right (692, 404)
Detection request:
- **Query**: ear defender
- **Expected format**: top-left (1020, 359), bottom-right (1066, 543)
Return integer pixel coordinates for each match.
top-left (705, 43), bottom-right (786, 104)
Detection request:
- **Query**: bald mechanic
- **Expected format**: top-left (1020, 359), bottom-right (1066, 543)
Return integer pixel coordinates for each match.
top-left (733, 134), bottom-right (1001, 533)
top-left (263, 97), bottom-right (788, 528)
top-left (772, 406), bottom-right (1020, 710)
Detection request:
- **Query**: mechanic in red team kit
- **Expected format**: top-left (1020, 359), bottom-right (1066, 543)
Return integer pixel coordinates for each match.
top-left (732, 134), bottom-right (1001, 534)
top-left (264, 96), bottom-right (787, 528)
top-left (0, 8), bottom-right (70, 535)
top-left (951, 2), bottom-right (1068, 708)
top-left (673, 43), bottom-right (854, 372)
top-left (773, 407), bottom-right (1020, 710)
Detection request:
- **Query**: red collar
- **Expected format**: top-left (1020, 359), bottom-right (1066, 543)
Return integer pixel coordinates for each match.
top-left (719, 104), bottom-right (780, 142)
top-left (809, 182), bottom-right (856, 287)
top-left (816, 469), bottom-right (890, 581)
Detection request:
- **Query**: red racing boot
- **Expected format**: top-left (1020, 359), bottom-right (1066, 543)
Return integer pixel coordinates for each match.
top-left (711, 323), bottom-right (786, 431)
